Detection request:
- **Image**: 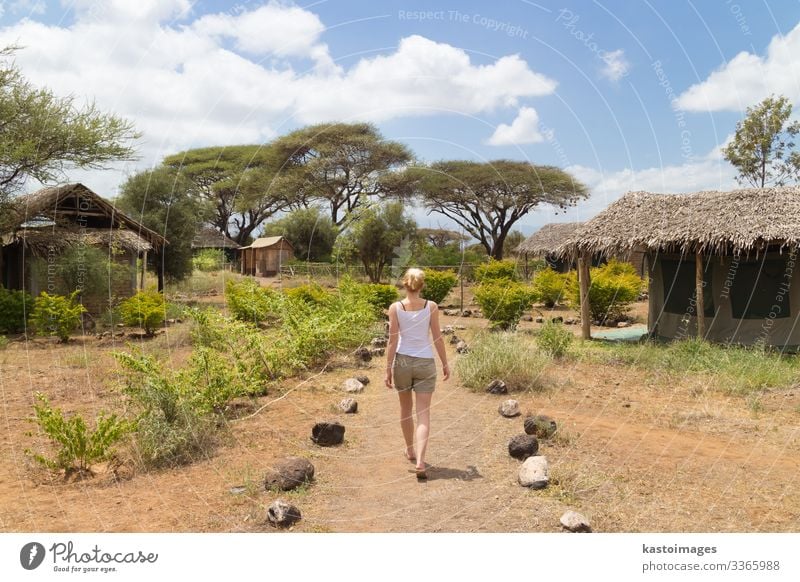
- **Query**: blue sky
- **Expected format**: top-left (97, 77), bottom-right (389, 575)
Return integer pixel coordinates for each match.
top-left (2, 0), bottom-right (800, 235)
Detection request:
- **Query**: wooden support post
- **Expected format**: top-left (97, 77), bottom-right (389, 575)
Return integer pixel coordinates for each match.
top-left (139, 250), bottom-right (147, 290)
top-left (696, 249), bottom-right (705, 339)
top-left (578, 253), bottom-right (591, 340)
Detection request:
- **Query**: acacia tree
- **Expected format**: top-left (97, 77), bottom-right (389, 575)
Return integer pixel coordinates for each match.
top-left (333, 201), bottom-right (417, 283)
top-left (271, 122), bottom-right (413, 227)
top-left (722, 94), bottom-right (800, 187)
top-left (0, 46), bottom-right (138, 208)
top-left (116, 168), bottom-right (203, 291)
top-left (163, 145), bottom-right (291, 245)
top-left (404, 160), bottom-right (588, 259)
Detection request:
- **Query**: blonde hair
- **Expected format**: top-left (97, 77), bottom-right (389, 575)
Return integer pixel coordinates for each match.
top-left (402, 268), bottom-right (425, 292)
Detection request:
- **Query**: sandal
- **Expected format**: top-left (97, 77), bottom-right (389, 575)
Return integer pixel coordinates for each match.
top-left (415, 465), bottom-right (428, 480)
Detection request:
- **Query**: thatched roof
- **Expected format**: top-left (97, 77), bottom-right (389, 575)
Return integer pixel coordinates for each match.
top-left (240, 236), bottom-right (293, 250)
top-left (516, 222), bottom-right (583, 255)
top-left (10, 227), bottom-right (153, 256)
top-left (4, 183), bottom-right (167, 249)
top-left (192, 226), bottom-right (239, 249)
top-left (560, 186), bottom-right (800, 258)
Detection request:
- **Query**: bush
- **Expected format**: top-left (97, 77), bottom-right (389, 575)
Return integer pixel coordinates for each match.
top-left (338, 276), bottom-right (399, 312)
top-left (28, 291), bottom-right (86, 342)
top-left (537, 321), bottom-right (573, 358)
top-left (456, 332), bottom-right (549, 392)
top-left (225, 278), bottom-right (280, 324)
top-left (192, 249), bottom-right (226, 272)
top-left (0, 286), bottom-right (32, 334)
top-left (474, 259), bottom-right (519, 283)
top-left (0, 335), bottom-right (7, 349)
top-left (27, 392), bottom-right (129, 474)
top-left (119, 289), bottom-right (166, 335)
top-left (567, 259), bottom-right (642, 324)
top-left (285, 283), bottom-right (332, 306)
top-left (473, 282), bottom-right (537, 330)
top-left (532, 268), bottom-right (570, 308)
top-left (422, 269), bottom-right (458, 304)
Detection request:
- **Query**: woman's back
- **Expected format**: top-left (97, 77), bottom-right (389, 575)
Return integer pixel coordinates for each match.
top-left (395, 300), bottom-right (434, 358)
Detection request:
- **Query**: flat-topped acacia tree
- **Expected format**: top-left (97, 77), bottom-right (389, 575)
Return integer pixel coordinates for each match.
top-left (402, 160), bottom-right (588, 260)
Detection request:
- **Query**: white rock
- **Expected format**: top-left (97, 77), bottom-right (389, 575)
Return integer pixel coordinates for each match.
top-left (518, 455), bottom-right (549, 489)
top-left (560, 510), bottom-right (592, 532)
top-left (343, 378), bottom-right (365, 393)
top-left (498, 399), bottom-right (520, 418)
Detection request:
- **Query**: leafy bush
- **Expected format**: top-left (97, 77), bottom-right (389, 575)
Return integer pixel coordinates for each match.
top-left (567, 259), bottom-right (643, 324)
top-left (0, 335), bottom-right (7, 349)
top-left (532, 268), bottom-right (570, 308)
top-left (119, 288), bottom-right (166, 335)
top-left (28, 291), bottom-right (86, 342)
top-left (285, 283), bottom-right (332, 306)
top-left (192, 249), bottom-right (226, 272)
top-left (225, 278), bottom-right (280, 324)
top-left (27, 392), bottom-right (129, 474)
top-left (338, 276), bottom-right (399, 312)
top-left (422, 269), bottom-right (458, 304)
top-left (537, 321), bottom-right (574, 358)
top-left (456, 332), bottom-right (549, 392)
top-left (0, 286), bottom-right (32, 334)
top-left (473, 282), bottom-right (537, 330)
top-left (474, 259), bottom-right (519, 283)
top-left (114, 351), bottom-right (218, 468)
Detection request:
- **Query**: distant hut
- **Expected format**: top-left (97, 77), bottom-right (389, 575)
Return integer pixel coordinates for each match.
top-left (517, 222), bottom-right (644, 275)
top-left (0, 183), bottom-right (167, 312)
top-left (239, 236), bottom-right (294, 277)
top-left (192, 226), bottom-right (240, 264)
top-left (561, 187), bottom-right (800, 347)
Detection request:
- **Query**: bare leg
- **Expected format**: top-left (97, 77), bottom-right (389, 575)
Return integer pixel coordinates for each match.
top-left (414, 392), bottom-right (433, 470)
top-left (397, 389), bottom-right (415, 460)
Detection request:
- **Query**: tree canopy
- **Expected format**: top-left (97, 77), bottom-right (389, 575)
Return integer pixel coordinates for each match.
top-left (263, 206), bottom-right (337, 262)
top-left (116, 167), bottom-right (203, 290)
top-left (272, 122), bottom-right (413, 227)
top-left (0, 47), bottom-right (138, 204)
top-left (404, 160), bottom-right (588, 259)
top-left (722, 94), bottom-right (800, 188)
top-left (163, 145), bottom-right (291, 245)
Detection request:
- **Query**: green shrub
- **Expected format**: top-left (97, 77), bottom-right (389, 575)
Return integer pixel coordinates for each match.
top-left (474, 259), bottom-right (519, 282)
top-left (119, 289), bottom-right (166, 335)
top-left (28, 291), bottom-right (86, 342)
top-left (537, 321), bottom-right (574, 358)
top-left (225, 278), bottom-right (280, 324)
top-left (338, 276), bottom-right (399, 312)
top-left (0, 286), bottom-right (33, 334)
top-left (192, 249), bottom-right (226, 272)
top-left (114, 351), bottom-right (218, 468)
top-left (456, 332), bottom-right (549, 392)
top-left (0, 335), bottom-right (7, 349)
top-left (473, 282), bottom-right (537, 330)
top-left (422, 269), bottom-right (458, 304)
top-left (285, 283), bottom-right (332, 305)
top-left (27, 392), bottom-right (129, 474)
top-left (532, 268), bottom-right (570, 307)
top-left (567, 259), bottom-right (643, 324)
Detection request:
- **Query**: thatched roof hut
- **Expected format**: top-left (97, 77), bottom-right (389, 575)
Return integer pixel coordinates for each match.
top-left (192, 226), bottom-right (239, 251)
top-left (516, 222), bottom-right (583, 256)
top-left (563, 186), bottom-right (800, 347)
top-left (1, 183), bottom-right (167, 311)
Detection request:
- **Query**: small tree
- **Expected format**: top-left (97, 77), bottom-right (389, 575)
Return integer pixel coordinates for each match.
top-left (119, 289), bottom-right (167, 336)
top-left (29, 291), bottom-right (86, 342)
top-left (722, 94), bottom-right (800, 187)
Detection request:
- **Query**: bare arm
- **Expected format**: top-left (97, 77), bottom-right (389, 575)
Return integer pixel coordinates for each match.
top-left (384, 303), bottom-right (400, 389)
top-left (429, 302), bottom-right (450, 380)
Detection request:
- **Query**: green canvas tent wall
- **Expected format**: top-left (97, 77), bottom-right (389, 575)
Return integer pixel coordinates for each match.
top-left (559, 187), bottom-right (800, 348)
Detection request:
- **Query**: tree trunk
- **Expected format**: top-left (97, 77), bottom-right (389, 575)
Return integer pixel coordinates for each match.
top-left (157, 252), bottom-right (165, 292)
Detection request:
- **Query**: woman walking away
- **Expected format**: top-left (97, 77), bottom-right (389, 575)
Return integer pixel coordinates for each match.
top-left (385, 268), bottom-right (450, 480)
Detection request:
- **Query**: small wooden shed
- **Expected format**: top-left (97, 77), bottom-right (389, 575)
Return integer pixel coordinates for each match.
top-left (239, 236), bottom-right (294, 277)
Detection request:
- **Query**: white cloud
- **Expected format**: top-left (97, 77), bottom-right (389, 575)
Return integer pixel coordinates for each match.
top-left (677, 21), bottom-right (800, 111)
top-left (599, 48), bottom-right (629, 81)
top-left (487, 107), bottom-right (545, 146)
top-left (0, 4), bottom-right (557, 195)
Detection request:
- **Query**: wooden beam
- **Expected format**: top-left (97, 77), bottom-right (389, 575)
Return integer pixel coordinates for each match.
top-left (578, 253), bottom-right (591, 340)
top-left (140, 250), bottom-right (147, 289)
top-left (696, 248), bottom-right (705, 339)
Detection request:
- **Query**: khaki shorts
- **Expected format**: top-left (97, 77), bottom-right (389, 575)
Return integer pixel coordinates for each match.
top-left (392, 353), bottom-right (437, 393)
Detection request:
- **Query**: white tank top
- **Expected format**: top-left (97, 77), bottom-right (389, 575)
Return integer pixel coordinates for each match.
top-left (396, 301), bottom-right (435, 359)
